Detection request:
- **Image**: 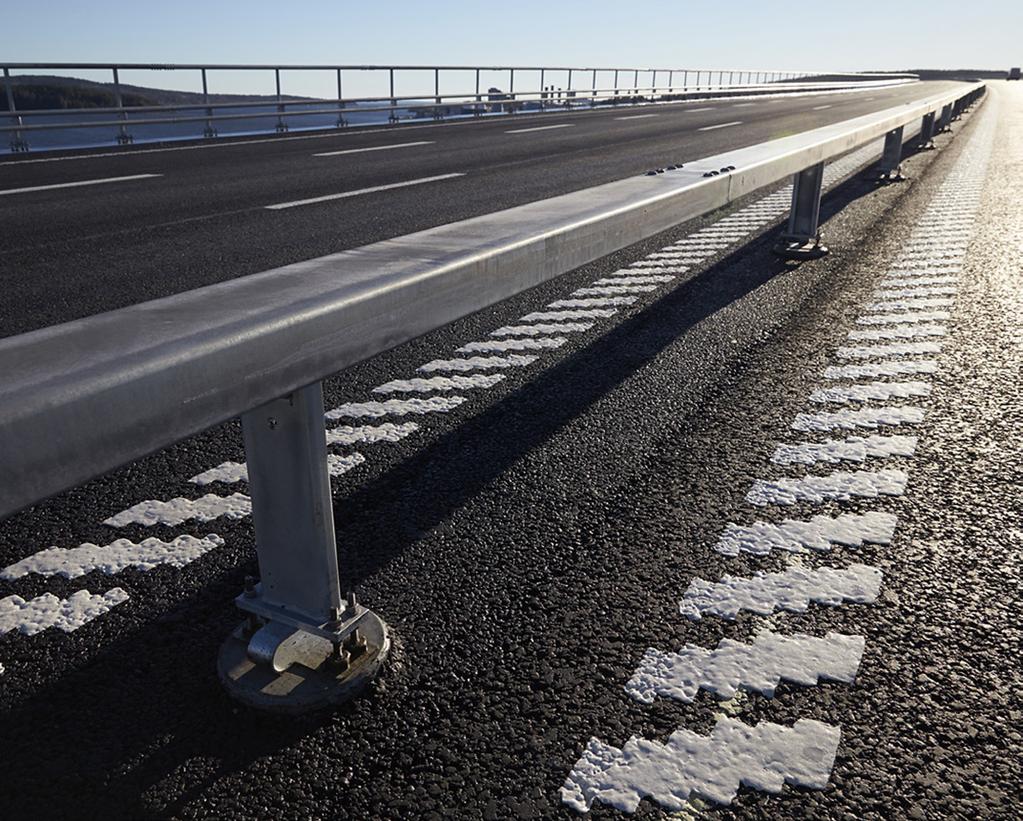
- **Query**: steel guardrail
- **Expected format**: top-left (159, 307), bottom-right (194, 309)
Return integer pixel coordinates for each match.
top-left (0, 82), bottom-right (982, 520)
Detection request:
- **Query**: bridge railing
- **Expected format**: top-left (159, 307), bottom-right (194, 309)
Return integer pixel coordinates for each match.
top-left (0, 81), bottom-right (983, 710)
top-left (1, 62), bottom-right (918, 152)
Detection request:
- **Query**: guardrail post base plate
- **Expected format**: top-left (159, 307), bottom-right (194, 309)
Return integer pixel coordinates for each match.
top-left (878, 125), bottom-right (905, 183)
top-left (218, 608), bottom-right (389, 713)
top-left (218, 382), bottom-right (390, 712)
top-left (8, 137), bottom-right (29, 153)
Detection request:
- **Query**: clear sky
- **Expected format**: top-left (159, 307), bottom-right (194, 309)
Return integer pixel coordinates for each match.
top-left (4, 0), bottom-right (1019, 98)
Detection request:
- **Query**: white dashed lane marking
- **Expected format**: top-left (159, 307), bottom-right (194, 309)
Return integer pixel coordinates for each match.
top-left (264, 173), bottom-right (465, 209)
top-left (698, 121), bottom-right (743, 131)
top-left (0, 174), bottom-right (162, 196)
top-left (505, 123), bottom-right (574, 134)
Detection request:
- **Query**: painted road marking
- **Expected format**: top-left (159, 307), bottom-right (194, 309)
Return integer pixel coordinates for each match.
top-left (2, 535), bottom-right (225, 580)
top-left (812, 104), bottom-right (833, 110)
top-left (313, 140), bottom-right (434, 157)
top-left (372, 374), bottom-right (504, 394)
top-left (745, 469), bottom-right (908, 506)
top-left (820, 360), bottom-right (939, 380)
top-left (808, 380), bottom-right (932, 403)
top-left (520, 309), bottom-right (616, 321)
top-left (0, 589), bottom-right (129, 635)
top-left (680, 564), bottom-right (883, 620)
top-left (324, 396), bottom-right (465, 420)
top-left (626, 630), bottom-right (865, 704)
top-left (457, 337), bottom-right (566, 353)
top-left (698, 121), bottom-right (743, 131)
top-left (189, 453), bottom-right (365, 485)
top-left (714, 512), bottom-right (898, 557)
top-left (856, 311), bottom-right (950, 325)
top-left (0, 173), bottom-right (162, 197)
top-left (490, 322), bottom-right (593, 336)
top-left (417, 355), bottom-right (538, 373)
top-left (105, 493), bottom-right (252, 528)
top-left (836, 341), bottom-right (943, 359)
top-left (265, 173), bottom-right (465, 209)
top-left (791, 406), bottom-right (925, 431)
top-left (563, 717), bottom-right (840, 813)
top-left (325, 422), bottom-right (420, 444)
top-left (771, 434), bottom-right (917, 466)
top-left (505, 123), bottom-right (574, 134)
top-left (615, 114), bottom-right (659, 120)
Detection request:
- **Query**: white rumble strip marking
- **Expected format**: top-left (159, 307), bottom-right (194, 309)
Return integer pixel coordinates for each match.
top-left (490, 322), bottom-right (592, 336)
top-left (562, 717), bottom-right (841, 813)
top-left (520, 309), bottom-right (616, 321)
top-left (864, 297), bottom-right (955, 311)
top-left (547, 297), bottom-right (637, 309)
top-left (680, 564), bottom-right (883, 620)
top-left (771, 434), bottom-right (917, 466)
top-left (325, 422), bottom-right (419, 444)
top-left (822, 360), bottom-right (939, 379)
top-left (189, 453), bottom-right (365, 485)
top-left (846, 324), bottom-right (947, 341)
top-left (417, 355), bottom-right (538, 373)
top-left (372, 374), bottom-right (504, 394)
top-left (714, 512), bottom-right (898, 557)
top-left (856, 310), bottom-right (950, 325)
top-left (625, 630), bottom-right (865, 704)
top-left (791, 405), bottom-right (925, 431)
top-left (0, 589), bottom-right (130, 635)
top-left (104, 493), bottom-right (253, 528)
top-left (457, 337), bottom-right (566, 353)
top-left (836, 341), bottom-right (943, 359)
top-left (325, 396), bottom-right (465, 420)
top-left (808, 381), bottom-right (931, 403)
top-left (744, 469), bottom-right (908, 506)
top-left (2, 535), bottom-right (225, 580)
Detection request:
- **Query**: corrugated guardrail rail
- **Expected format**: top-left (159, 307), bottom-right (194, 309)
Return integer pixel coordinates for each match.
top-left (0, 80), bottom-right (985, 711)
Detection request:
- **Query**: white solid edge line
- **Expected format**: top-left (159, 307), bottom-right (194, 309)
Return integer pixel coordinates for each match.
top-left (615, 114), bottom-right (660, 120)
top-left (0, 173), bottom-right (162, 196)
top-left (697, 121), bottom-right (743, 132)
top-left (265, 172), bottom-right (465, 209)
top-left (313, 140), bottom-right (435, 157)
top-left (505, 123), bottom-right (575, 134)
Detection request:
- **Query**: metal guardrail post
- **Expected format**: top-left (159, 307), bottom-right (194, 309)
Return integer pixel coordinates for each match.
top-left (218, 381), bottom-right (390, 711)
top-left (3, 67), bottom-right (29, 152)
top-left (918, 110), bottom-right (936, 148)
top-left (937, 102), bottom-right (953, 133)
top-left (201, 68), bottom-right (217, 138)
top-left (112, 67), bottom-right (133, 145)
top-left (389, 67), bottom-right (399, 123)
top-left (337, 68), bottom-right (347, 127)
top-left (878, 125), bottom-right (905, 182)
top-left (274, 68), bottom-right (288, 132)
top-left (774, 161), bottom-right (827, 259)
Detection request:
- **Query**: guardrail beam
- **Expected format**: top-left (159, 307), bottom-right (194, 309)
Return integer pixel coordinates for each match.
top-left (217, 381), bottom-right (390, 712)
top-left (773, 161), bottom-right (827, 259)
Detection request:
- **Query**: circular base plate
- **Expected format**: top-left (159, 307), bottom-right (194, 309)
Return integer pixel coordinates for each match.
top-left (218, 611), bottom-right (390, 714)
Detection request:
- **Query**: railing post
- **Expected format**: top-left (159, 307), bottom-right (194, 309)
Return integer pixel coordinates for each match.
top-left (274, 68), bottom-right (288, 132)
top-left (878, 125), bottom-right (905, 182)
top-left (218, 381), bottom-right (390, 711)
top-left (336, 68), bottom-right (347, 127)
top-left (2, 67), bottom-right (29, 152)
top-left (668, 69), bottom-right (673, 94)
top-left (918, 110), bottom-right (936, 148)
top-left (613, 68), bottom-right (619, 101)
top-left (201, 68), bottom-right (217, 138)
top-left (474, 67), bottom-right (481, 117)
top-left (592, 68), bottom-right (597, 105)
top-left (433, 67), bottom-right (442, 120)
top-left (389, 67), bottom-right (399, 123)
top-left (937, 102), bottom-right (953, 133)
top-left (773, 161), bottom-right (828, 259)
top-left (510, 67), bottom-right (516, 113)
top-left (112, 66), bottom-right (133, 145)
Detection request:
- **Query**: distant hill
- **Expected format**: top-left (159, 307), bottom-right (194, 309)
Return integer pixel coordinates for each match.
top-left (1, 74), bottom-right (312, 111)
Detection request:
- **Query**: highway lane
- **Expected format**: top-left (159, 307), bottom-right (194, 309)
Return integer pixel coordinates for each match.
top-left (0, 90), bottom-right (1017, 819)
top-left (0, 81), bottom-right (963, 338)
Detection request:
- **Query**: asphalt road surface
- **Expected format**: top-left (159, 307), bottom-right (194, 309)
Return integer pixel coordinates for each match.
top-left (0, 80), bottom-right (962, 338)
top-left (1, 83), bottom-right (1020, 819)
